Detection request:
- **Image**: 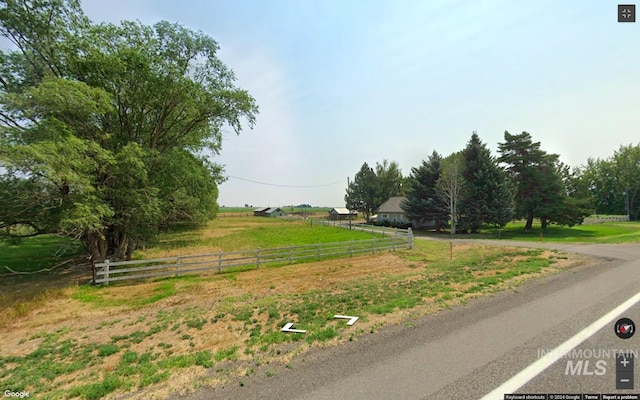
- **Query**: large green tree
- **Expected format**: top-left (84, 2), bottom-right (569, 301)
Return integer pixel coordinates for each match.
top-left (540, 161), bottom-right (592, 227)
top-left (497, 131), bottom-right (563, 231)
top-left (613, 144), bottom-right (640, 220)
top-left (579, 144), bottom-right (640, 220)
top-left (345, 162), bottom-right (377, 221)
top-left (0, 0), bottom-right (258, 262)
top-left (345, 159), bottom-right (405, 221)
top-left (459, 132), bottom-right (513, 233)
top-left (401, 151), bottom-right (448, 232)
top-left (374, 159), bottom-right (404, 207)
top-left (498, 131), bottom-right (591, 230)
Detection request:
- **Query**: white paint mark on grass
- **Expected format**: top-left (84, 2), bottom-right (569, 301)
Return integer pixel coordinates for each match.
top-left (334, 315), bottom-right (359, 326)
top-left (281, 322), bottom-right (306, 334)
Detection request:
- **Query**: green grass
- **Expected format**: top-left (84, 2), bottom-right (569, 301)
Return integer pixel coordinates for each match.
top-left (0, 315), bottom-right (217, 398)
top-left (67, 374), bottom-right (125, 400)
top-left (218, 207), bottom-right (255, 213)
top-left (214, 346), bottom-right (239, 361)
top-left (0, 234), bottom-right (83, 274)
top-left (72, 281), bottom-right (178, 308)
top-left (137, 217), bottom-right (388, 257)
top-left (418, 221), bottom-right (640, 243)
top-left (482, 221), bottom-right (640, 243)
top-left (236, 240), bottom-right (559, 353)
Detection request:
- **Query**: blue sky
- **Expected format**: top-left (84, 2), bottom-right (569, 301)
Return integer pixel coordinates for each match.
top-left (80, 1), bottom-right (640, 206)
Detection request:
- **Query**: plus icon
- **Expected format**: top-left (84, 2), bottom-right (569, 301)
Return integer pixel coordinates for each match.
top-left (621, 357), bottom-right (630, 367)
top-left (618, 4), bottom-right (636, 22)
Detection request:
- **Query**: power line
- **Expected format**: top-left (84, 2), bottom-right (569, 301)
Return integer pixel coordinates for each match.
top-left (225, 175), bottom-right (344, 188)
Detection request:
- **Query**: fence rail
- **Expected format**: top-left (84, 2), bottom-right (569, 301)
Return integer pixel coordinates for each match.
top-left (314, 219), bottom-right (412, 236)
top-left (94, 231), bottom-right (412, 285)
top-left (582, 215), bottom-right (630, 224)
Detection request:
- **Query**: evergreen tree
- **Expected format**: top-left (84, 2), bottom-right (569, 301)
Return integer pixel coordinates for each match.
top-left (542, 161), bottom-right (593, 227)
top-left (401, 151), bottom-right (448, 232)
top-left (345, 162), bottom-right (377, 221)
top-left (459, 132), bottom-right (513, 232)
top-left (498, 131), bottom-right (561, 230)
top-left (534, 157), bottom-right (565, 229)
top-left (498, 131), bottom-right (590, 230)
top-left (487, 167), bottom-right (515, 228)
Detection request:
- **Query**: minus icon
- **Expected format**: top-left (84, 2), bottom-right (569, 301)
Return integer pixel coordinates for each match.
top-left (621, 379), bottom-right (630, 382)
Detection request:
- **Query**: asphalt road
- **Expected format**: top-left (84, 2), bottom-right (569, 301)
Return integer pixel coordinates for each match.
top-left (180, 240), bottom-right (640, 400)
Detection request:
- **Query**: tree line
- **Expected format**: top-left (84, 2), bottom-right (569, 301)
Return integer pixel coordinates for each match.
top-left (346, 131), bottom-right (640, 232)
top-left (0, 0), bottom-right (258, 262)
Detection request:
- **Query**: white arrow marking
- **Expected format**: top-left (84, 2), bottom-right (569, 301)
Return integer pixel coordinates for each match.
top-left (334, 315), bottom-right (359, 326)
top-left (281, 322), bottom-right (306, 333)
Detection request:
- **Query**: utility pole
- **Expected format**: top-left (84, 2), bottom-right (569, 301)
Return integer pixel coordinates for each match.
top-left (347, 176), bottom-right (352, 230)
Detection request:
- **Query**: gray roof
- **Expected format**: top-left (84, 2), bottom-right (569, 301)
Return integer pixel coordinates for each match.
top-left (330, 208), bottom-right (355, 215)
top-left (376, 196), bottom-right (407, 213)
top-left (265, 207), bottom-right (283, 214)
top-left (254, 207), bottom-right (269, 212)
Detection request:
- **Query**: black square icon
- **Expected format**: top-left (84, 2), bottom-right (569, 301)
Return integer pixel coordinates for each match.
top-left (616, 353), bottom-right (635, 389)
top-left (617, 353), bottom-right (634, 372)
top-left (619, 4), bottom-right (636, 22)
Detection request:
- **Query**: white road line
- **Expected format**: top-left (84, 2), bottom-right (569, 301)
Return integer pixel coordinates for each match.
top-left (480, 290), bottom-right (640, 400)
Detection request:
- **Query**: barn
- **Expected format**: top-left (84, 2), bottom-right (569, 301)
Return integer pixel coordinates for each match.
top-left (328, 208), bottom-right (357, 220)
top-left (264, 207), bottom-right (286, 217)
top-left (253, 207), bottom-right (269, 217)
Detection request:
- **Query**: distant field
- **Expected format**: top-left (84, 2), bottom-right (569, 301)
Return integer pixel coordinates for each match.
top-left (427, 221), bottom-right (640, 243)
top-left (217, 206), bottom-right (253, 213)
top-left (135, 216), bottom-right (384, 259)
top-left (218, 206), bottom-right (332, 215)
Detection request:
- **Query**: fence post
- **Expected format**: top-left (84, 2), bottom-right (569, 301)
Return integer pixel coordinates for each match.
top-left (289, 244), bottom-right (293, 264)
top-left (393, 229), bottom-right (397, 251)
top-left (350, 240), bottom-right (353, 257)
top-left (373, 238), bottom-right (376, 254)
top-left (257, 247), bottom-right (261, 269)
top-left (104, 259), bottom-right (110, 286)
top-left (90, 256), bottom-right (97, 285)
top-left (175, 255), bottom-right (180, 276)
top-left (317, 243), bottom-right (321, 260)
top-left (218, 250), bottom-right (223, 273)
top-left (407, 228), bottom-right (413, 250)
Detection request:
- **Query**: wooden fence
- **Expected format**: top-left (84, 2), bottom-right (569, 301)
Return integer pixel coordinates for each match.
top-left (582, 215), bottom-right (630, 224)
top-left (315, 219), bottom-right (410, 235)
top-left (94, 231), bottom-right (413, 285)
